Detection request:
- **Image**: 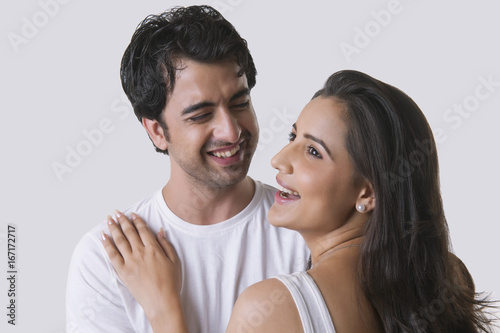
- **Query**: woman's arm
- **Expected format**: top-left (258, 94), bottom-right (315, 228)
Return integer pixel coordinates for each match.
top-left (101, 210), bottom-right (189, 333)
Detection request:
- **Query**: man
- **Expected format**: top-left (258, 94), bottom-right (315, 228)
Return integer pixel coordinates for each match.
top-left (66, 5), bottom-right (308, 333)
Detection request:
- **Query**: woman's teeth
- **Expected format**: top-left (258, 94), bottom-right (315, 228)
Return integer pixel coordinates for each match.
top-left (212, 145), bottom-right (240, 158)
top-left (279, 186), bottom-right (299, 198)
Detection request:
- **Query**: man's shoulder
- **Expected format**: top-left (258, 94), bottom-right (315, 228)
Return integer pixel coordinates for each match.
top-left (120, 189), bottom-right (162, 218)
top-left (67, 207), bottom-right (152, 332)
top-left (254, 180), bottom-right (277, 206)
top-left (250, 181), bottom-right (303, 240)
top-left (69, 223), bottom-right (110, 277)
top-left (72, 189), bottom-right (163, 261)
top-left (259, 181), bottom-right (277, 196)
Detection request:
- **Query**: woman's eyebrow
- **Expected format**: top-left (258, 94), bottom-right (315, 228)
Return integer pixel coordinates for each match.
top-left (294, 123), bottom-right (333, 158)
top-left (303, 133), bottom-right (332, 158)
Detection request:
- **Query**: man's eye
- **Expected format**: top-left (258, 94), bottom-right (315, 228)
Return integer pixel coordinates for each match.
top-left (288, 132), bottom-right (296, 142)
top-left (306, 146), bottom-right (322, 159)
top-left (232, 101), bottom-right (250, 109)
top-left (189, 113), bottom-right (210, 122)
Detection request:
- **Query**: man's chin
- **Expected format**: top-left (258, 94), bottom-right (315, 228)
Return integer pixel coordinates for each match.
top-left (205, 166), bottom-right (249, 189)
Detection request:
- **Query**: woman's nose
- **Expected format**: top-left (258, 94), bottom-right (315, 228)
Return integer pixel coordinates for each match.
top-left (271, 143), bottom-right (293, 174)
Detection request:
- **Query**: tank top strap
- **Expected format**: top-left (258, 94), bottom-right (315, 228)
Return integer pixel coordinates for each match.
top-left (274, 271), bottom-right (336, 333)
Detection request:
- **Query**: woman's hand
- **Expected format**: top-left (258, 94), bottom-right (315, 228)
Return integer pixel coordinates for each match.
top-left (101, 210), bottom-right (188, 333)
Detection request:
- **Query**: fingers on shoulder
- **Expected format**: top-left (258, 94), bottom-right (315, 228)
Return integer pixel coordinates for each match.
top-left (156, 230), bottom-right (179, 262)
top-left (227, 279), bottom-right (300, 333)
top-left (114, 210), bottom-right (138, 235)
top-left (130, 212), bottom-right (148, 230)
top-left (101, 230), bottom-right (125, 268)
top-left (106, 215), bottom-right (133, 252)
top-left (130, 212), bottom-right (162, 246)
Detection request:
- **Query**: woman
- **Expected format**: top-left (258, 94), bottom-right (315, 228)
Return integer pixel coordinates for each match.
top-left (102, 70), bottom-right (496, 332)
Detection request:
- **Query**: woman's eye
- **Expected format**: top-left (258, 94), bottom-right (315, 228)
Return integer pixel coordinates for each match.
top-left (307, 146), bottom-right (322, 158)
top-left (288, 132), bottom-right (296, 142)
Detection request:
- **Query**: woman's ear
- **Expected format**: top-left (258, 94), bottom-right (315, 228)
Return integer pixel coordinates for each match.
top-left (355, 182), bottom-right (375, 213)
top-left (142, 117), bottom-right (168, 151)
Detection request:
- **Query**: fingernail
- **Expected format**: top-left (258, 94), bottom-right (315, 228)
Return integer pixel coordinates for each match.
top-left (107, 216), bottom-right (114, 225)
top-left (160, 227), bottom-right (165, 238)
top-left (101, 231), bottom-right (107, 241)
top-left (114, 210), bottom-right (122, 219)
top-left (131, 212), bottom-right (137, 220)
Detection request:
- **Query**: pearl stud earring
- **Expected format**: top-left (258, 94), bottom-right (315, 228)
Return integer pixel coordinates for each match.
top-left (356, 204), bottom-right (366, 213)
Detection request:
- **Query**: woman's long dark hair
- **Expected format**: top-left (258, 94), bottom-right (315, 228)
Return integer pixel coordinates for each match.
top-left (314, 70), bottom-right (496, 332)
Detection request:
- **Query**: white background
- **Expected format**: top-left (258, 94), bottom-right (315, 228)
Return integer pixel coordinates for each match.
top-left (1, 0), bottom-right (499, 331)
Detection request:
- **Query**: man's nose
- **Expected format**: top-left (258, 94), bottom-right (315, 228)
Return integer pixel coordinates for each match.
top-left (212, 109), bottom-right (241, 143)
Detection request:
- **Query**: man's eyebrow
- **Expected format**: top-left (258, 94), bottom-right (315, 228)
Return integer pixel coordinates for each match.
top-left (181, 88), bottom-right (250, 116)
top-left (181, 102), bottom-right (215, 116)
top-left (230, 88), bottom-right (250, 102)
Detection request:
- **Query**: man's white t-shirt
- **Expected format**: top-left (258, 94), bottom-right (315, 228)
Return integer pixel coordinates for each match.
top-left (66, 180), bottom-right (309, 333)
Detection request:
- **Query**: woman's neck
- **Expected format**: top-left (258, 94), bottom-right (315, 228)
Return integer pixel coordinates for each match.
top-left (304, 224), bottom-right (365, 267)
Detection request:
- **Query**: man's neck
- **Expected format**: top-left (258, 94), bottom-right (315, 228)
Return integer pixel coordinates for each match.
top-left (162, 176), bottom-right (255, 225)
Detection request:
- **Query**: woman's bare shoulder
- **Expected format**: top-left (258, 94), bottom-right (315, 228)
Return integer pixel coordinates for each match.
top-left (309, 258), bottom-right (383, 332)
top-left (226, 278), bottom-right (303, 333)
